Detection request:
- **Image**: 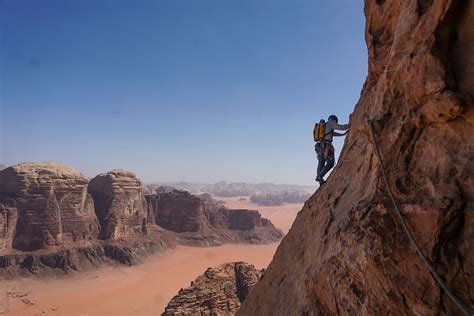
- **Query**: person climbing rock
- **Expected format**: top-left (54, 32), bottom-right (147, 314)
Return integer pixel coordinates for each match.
top-left (313, 115), bottom-right (349, 185)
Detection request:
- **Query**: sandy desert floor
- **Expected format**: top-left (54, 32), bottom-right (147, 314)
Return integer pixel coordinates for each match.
top-left (0, 197), bottom-right (303, 316)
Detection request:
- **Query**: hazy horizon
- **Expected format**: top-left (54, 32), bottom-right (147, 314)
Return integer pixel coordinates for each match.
top-left (1, 0), bottom-right (367, 186)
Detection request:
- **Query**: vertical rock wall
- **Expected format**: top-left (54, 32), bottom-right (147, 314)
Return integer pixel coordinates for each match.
top-left (0, 199), bottom-right (17, 250)
top-left (238, 0), bottom-right (474, 315)
top-left (88, 169), bottom-right (148, 240)
top-left (147, 189), bottom-right (208, 233)
top-left (0, 162), bottom-right (100, 251)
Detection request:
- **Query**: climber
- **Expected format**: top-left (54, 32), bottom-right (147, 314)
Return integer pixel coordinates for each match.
top-left (313, 115), bottom-right (349, 185)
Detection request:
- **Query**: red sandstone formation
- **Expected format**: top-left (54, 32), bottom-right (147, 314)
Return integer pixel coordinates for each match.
top-left (88, 169), bottom-right (148, 240)
top-left (162, 262), bottom-right (263, 315)
top-left (0, 164), bottom-right (282, 275)
top-left (147, 189), bottom-right (208, 233)
top-left (238, 1), bottom-right (474, 315)
top-left (146, 189), bottom-right (284, 246)
top-left (0, 199), bottom-right (17, 250)
top-left (0, 162), bottom-right (99, 251)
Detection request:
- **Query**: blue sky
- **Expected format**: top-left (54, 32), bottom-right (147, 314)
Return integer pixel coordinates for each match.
top-left (0, 0), bottom-right (367, 185)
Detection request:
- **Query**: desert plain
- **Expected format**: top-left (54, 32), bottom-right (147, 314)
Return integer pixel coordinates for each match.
top-left (0, 196), bottom-right (302, 315)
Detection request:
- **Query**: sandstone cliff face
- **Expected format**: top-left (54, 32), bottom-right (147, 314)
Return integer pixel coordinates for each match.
top-left (0, 163), bottom-right (282, 275)
top-left (163, 262), bottom-right (263, 316)
top-left (147, 189), bottom-right (208, 233)
top-left (0, 199), bottom-right (17, 250)
top-left (88, 169), bottom-right (148, 240)
top-left (239, 1), bottom-right (474, 315)
top-left (0, 162), bottom-right (100, 251)
top-left (146, 190), bottom-right (284, 245)
top-left (226, 209), bottom-right (272, 231)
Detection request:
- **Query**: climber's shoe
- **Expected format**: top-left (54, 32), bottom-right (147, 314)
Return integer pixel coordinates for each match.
top-left (316, 176), bottom-right (325, 185)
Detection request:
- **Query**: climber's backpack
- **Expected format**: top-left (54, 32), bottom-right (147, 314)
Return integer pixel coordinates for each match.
top-left (313, 119), bottom-right (327, 142)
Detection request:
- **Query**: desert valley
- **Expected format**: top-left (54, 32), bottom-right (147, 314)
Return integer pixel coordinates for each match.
top-left (2, 0), bottom-right (473, 314)
top-left (0, 162), bottom-right (304, 315)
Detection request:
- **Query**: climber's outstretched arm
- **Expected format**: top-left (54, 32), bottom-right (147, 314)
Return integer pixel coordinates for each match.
top-left (334, 123), bottom-right (350, 131)
top-left (333, 130), bottom-right (349, 137)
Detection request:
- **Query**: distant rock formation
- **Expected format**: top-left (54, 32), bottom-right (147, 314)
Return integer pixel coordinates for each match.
top-left (239, 1), bottom-right (474, 315)
top-left (0, 162), bottom-right (100, 251)
top-left (146, 190), bottom-right (284, 246)
top-left (163, 262), bottom-right (263, 316)
top-left (155, 185), bottom-right (177, 194)
top-left (250, 191), bottom-right (310, 206)
top-left (148, 181), bottom-right (314, 198)
top-left (147, 189), bottom-right (207, 233)
top-left (0, 162), bottom-right (283, 275)
top-left (0, 164), bottom-right (6, 171)
top-left (88, 169), bottom-right (148, 240)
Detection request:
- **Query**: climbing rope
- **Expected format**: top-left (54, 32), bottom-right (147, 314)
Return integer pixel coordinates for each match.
top-left (367, 119), bottom-right (473, 316)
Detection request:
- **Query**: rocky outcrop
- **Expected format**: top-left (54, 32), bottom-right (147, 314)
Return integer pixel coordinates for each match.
top-left (155, 186), bottom-right (177, 194)
top-left (239, 1), bottom-right (474, 315)
top-left (163, 262), bottom-right (263, 316)
top-left (88, 169), bottom-right (148, 240)
top-left (148, 182), bottom-right (314, 197)
top-left (0, 162), bottom-right (100, 251)
top-left (0, 198), bottom-right (17, 250)
top-left (0, 163), bottom-right (282, 275)
top-left (147, 189), bottom-right (208, 233)
top-left (146, 190), bottom-right (284, 245)
top-left (250, 191), bottom-right (310, 206)
top-left (0, 240), bottom-right (171, 276)
top-left (226, 209), bottom-right (272, 231)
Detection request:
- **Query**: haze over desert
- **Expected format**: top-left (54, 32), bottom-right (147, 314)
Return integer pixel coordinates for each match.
top-left (1, 197), bottom-right (302, 315)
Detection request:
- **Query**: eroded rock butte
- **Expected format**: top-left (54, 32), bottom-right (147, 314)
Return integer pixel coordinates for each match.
top-left (0, 163), bottom-right (282, 275)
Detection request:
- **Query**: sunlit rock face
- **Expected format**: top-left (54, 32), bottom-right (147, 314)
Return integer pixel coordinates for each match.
top-left (147, 189), bottom-right (208, 233)
top-left (163, 262), bottom-right (263, 315)
top-left (146, 190), bottom-right (284, 245)
top-left (238, 1), bottom-right (474, 315)
top-left (88, 169), bottom-right (148, 240)
top-left (0, 162), bottom-right (100, 251)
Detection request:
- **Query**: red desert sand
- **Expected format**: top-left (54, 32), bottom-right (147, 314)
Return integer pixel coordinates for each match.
top-left (0, 197), bottom-right (303, 315)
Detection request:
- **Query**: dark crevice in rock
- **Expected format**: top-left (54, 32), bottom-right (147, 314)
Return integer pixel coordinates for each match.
top-left (434, 0), bottom-right (474, 97)
top-left (416, 0), bottom-right (433, 16)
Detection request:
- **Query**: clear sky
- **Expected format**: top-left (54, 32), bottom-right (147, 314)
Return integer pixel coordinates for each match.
top-left (0, 0), bottom-right (367, 185)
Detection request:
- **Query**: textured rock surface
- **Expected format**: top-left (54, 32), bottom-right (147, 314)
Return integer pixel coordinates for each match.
top-left (146, 190), bottom-right (283, 245)
top-left (0, 162), bottom-right (99, 251)
top-left (226, 209), bottom-right (273, 231)
top-left (88, 169), bottom-right (148, 240)
top-left (0, 240), bottom-right (172, 276)
top-left (0, 199), bottom-right (17, 250)
top-left (148, 189), bottom-right (208, 233)
top-left (163, 262), bottom-right (263, 316)
top-left (0, 163), bottom-right (281, 274)
top-left (239, 1), bottom-right (474, 315)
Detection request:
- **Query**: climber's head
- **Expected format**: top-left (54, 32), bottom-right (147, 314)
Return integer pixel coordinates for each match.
top-left (328, 115), bottom-right (338, 123)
